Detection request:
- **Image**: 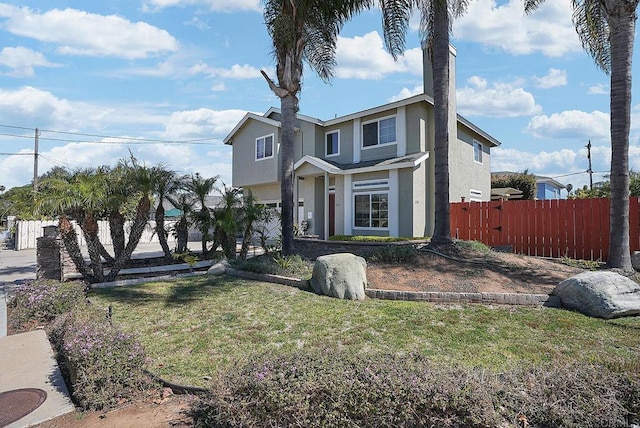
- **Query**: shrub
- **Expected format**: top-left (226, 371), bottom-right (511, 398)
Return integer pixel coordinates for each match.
top-left (367, 245), bottom-right (418, 264)
top-left (231, 253), bottom-right (313, 279)
top-left (190, 351), bottom-right (639, 427)
top-left (8, 280), bottom-right (86, 331)
top-left (50, 307), bottom-right (150, 410)
top-left (329, 235), bottom-right (417, 242)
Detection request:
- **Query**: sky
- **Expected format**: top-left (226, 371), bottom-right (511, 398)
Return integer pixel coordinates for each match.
top-left (0, 0), bottom-right (636, 194)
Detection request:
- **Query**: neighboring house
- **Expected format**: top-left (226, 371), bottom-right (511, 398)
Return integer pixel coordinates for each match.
top-left (535, 175), bottom-right (566, 200)
top-left (491, 171), bottom-right (566, 200)
top-left (224, 45), bottom-right (501, 239)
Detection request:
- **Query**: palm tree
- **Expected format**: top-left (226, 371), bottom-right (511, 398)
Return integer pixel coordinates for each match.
top-left (525, 0), bottom-right (637, 270)
top-left (37, 168), bottom-right (108, 282)
top-left (212, 185), bottom-right (243, 260)
top-left (185, 173), bottom-right (219, 255)
top-left (262, 0), bottom-right (409, 255)
top-left (238, 190), bottom-right (271, 260)
top-left (151, 166), bottom-right (181, 260)
top-left (166, 192), bottom-right (195, 254)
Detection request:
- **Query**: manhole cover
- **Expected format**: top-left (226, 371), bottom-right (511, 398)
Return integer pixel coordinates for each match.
top-left (0, 388), bottom-right (47, 427)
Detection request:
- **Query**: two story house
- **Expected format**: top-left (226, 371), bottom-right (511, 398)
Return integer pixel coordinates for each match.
top-left (224, 45), bottom-right (501, 239)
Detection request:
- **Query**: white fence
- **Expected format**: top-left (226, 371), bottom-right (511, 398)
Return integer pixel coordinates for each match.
top-left (14, 220), bottom-right (195, 250)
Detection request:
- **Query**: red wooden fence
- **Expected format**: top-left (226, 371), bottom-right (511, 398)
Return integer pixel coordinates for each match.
top-left (450, 197), bottom-right (640, 262)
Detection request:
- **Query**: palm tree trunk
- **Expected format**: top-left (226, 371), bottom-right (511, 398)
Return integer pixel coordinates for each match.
top-left (280, 93), bottom-right (296, 255)
top-left (82, 214), bottom-right (104, 282)
top-left (155, 204), bottom-right (173, 260)
top-left (58, 216), bottom-right (96, 283)
top-left (176, 218), bottom-right (188, 253)
top-left (108, 211), bottom-right (126, 260)
top-left (607, 11), bottom-right (635, 270)
top-left (105, 196), bottom-right (151, 282)
top-left (430, 3), bottom-right (453, 246)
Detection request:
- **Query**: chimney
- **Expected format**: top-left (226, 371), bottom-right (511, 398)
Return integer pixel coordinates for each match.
top-left (422, 41), bottom-right (457, 106)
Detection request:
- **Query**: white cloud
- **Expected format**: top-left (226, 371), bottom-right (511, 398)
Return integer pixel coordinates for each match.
top-left (457, 76), bottom-right (541, 118)
top-left (388, 85), bottom-right (423, 102)
top-left (0, 46), bottom-right (61, 77)
top-left (526, 110), bottom-right (609, 139)
top-left (490, 146), bottom-right (604, 189)
top-left (161, 108), bottom-right (248, 139)
top-left (453, 0), bottom-right (581, 57)
top-left (190, 63), bottom-right (261, 79)
top-left (0, 4), bottom-right (179, 59)
top-left (533, 68), bottom-right (567, 89)
top-left (588, 83), bottom-right (608, 95)
top-left (211, 82), bottom-right (226, 92)
top-left (142, 0), bottom-right (261, 12)
top-left (335, 32), bottom-right (422, 79)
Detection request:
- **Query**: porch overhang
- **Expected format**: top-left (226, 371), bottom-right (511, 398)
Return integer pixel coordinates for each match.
top-left (294, 152), bottom-right (430, 177)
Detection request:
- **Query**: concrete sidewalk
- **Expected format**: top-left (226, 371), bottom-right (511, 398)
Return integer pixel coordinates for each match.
top-left (0, 330), bottom-right (75, 427)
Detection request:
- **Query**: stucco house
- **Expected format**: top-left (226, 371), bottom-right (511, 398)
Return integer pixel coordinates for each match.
top-left (224, 45), bottom-right (501, 239)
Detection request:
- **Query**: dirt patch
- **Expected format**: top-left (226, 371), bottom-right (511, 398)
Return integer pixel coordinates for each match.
top-left (366, 245), bottom-right (588, 295)
top-left (34, 389), bottom-right (193, 428)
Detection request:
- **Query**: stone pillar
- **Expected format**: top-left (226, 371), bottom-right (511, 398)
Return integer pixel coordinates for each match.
top-left (36, 236), bottom-right (63, 280)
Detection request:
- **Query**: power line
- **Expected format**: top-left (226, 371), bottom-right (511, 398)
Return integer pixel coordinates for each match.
top-left (0, 124), bottom-right (220, 145)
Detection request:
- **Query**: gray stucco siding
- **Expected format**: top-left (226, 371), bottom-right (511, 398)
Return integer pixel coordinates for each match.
top-left (398, 168), bottom-right (415, 237)
top-left (449, 126), bottom-right (491, 202)
top-left (231, 121), bottom-right (280, 187)
top-left (405, 103), bottom-right (429, 154)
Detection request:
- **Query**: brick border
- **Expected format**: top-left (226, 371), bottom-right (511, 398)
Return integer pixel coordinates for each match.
top-left (224, 269), bottom-right (561, 307)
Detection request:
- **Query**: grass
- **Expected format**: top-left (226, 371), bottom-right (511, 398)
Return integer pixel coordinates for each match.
top-left (88, 275), bottom-right (640, 388)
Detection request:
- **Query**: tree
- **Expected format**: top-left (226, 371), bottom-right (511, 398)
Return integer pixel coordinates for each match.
top-left (212, 185), bottom-right (243, 260)
top-left (261, 0), bottom-right (408, 255)
top-left (166, 192), bottom-right (195, 254)
top-left (525, 0), bottom-right (638, 269)
top-left (186, 173), bottom-right (219, 255)
top-left (491, 171), bottom-right (538, 200)
top-left (151, 166), bottom-right (182, 260)
top-left (238, 190), bottom-right (272, 260)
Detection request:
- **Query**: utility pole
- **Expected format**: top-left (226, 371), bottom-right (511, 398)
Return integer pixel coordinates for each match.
top-left (586, 140), bottom-right (593, 190)
top-left (33, 128), bottom-right (40, 194)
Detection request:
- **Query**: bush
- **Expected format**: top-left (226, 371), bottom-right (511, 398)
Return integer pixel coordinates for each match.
top-left (367, 245), bottom-right (418, 264)
top-left (329, 235), bottom-right (417, 242)
top-left (50, 307), bottom-right (150, 410)
top-left (231, 253), bottom-right (313, 279)
top-left (190, 351), bottom-right (639, 427)
top-left (8, 280), bottom-right (86, 331)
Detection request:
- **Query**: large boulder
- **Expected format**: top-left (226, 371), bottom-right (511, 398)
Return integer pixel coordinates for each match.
top-left (553, 271), bottom-right (640, 319)
top-left (207, 258), bottom-right (231, 276)
top-left (310, 253), bottom-right (367, 300)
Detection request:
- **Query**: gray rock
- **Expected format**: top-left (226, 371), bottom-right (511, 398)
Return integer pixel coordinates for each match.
top-left (553, 271), bottom-right (640, 319)
top-left (310, 253), bottom-right (367, 300)
top-left (207, 259), bottom-right (230, 276)
top-left (632, 251), bottom-right (640, 271)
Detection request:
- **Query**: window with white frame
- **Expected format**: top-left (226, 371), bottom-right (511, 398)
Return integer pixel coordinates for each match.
top-left (473, 140), bottom-right (483, 164)
top-left (256, 134), bottom-right (274, 160)
top-left (325, 130), bottom-right (339, 157)
top-left (362, 116), bottom-right (396, 148)
top-left (354, 193), bottom-right (388, 228)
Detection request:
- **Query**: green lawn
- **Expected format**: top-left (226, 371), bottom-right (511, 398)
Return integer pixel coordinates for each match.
top-left (89, 275), bottom-right (640, 387)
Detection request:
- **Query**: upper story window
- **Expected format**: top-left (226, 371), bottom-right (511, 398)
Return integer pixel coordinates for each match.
top-left (326, 130), bottom-right (339, 157)
top-left (473, 140), bottom-right (483, 164)
top-left (362, 116), bottom-right (396, 148)
top-left (256, 134), bottom-right (274, 161)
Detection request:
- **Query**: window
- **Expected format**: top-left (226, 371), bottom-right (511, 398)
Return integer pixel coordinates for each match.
top-left (354, 193), bottom-right (388, 228)
top-left (470, 189), bottom-right (482, 202)
top-left (363, 116), bottom-right (396, 148)
top-left (473, 141), bottom-right (483, 164)
top-left (326, 130), bottom-right (339, 157)
top-left (256, 134), bottom-right (274, 160)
